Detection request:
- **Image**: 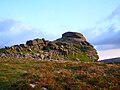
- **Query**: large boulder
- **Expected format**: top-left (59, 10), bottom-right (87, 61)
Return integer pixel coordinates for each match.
top-left (26, 39), bottom-right (45, 46)
top-left (34, 38), bottom-right (44, 44)
top-left (26, 40), bottom-right (38, 46)
top-left (55, 32), bottom-right (99, 61)
top-left (62, 31), bottom-right (86, 40)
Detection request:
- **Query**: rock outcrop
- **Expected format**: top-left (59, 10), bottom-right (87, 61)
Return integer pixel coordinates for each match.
top-left (62, 32), bottom-right (86, 40)
top-left (0, 32), bottom-right (99, 62)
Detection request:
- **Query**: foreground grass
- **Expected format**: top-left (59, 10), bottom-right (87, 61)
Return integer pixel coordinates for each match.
top-left (0, 57), bottom-right (120, 90)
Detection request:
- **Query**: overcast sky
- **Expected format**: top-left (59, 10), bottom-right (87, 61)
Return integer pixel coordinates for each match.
top-left (0, 0), bottom-right (120, 60)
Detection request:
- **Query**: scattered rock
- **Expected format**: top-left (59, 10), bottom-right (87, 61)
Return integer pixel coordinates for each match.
top-left (40, 54), bottom-right (45, 60)
top-left (35, 38), bottom-right (44, 44)
top-left (29, 82), bottom-right (39, 88)
top-left (41, 86), bottom-right (49, 90)
top-left (27, 48), bottom-right (32, 52)
top-left (20, 44), bottom-right (27, 48)
top-left (26, 40), bottom-right (38, 46)
top-left (0, 53), bottom-right (6, 57)
top-left (47, 42), bottom-right (58, 49)
top-left (0, 32), bottom-right (99, 62)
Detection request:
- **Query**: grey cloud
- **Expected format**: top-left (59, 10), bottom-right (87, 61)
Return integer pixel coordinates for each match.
top-left (0, 19), bottom-right (17, 32)
top-left (93, 24), bottom-right (120, 45)
top-left (82, 4), bottom-right (120, 50)
top-left (86, 22), bottom-right (120, 50)
top-left (0, 18), bottom-right (55, 48)
top-left (93, 4), bottom-right (120, 49)
top-left (95, 44), bottom-right (120, 51)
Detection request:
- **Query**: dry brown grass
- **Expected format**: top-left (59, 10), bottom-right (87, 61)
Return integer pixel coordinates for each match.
top-left (0, 57), bottom-right (120, 90)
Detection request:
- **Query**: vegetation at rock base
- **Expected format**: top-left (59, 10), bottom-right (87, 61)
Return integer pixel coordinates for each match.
top-left (0, 57), bottom-right (120, 90)
top-left (0, 32), bottom-right (99, 62)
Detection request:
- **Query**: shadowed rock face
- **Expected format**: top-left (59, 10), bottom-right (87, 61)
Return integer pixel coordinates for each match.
top-left (0, 32), bottom-right (99, 62)
top-left (26, 38), bottom-right (45, 46)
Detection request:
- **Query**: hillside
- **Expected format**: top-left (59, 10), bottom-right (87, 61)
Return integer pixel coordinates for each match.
top-left (0, 32), bottom-right (99, 62)
top-left (0, 57), bottom-right (119, 90)
top-left (99, 57), bottom-right (120, 63)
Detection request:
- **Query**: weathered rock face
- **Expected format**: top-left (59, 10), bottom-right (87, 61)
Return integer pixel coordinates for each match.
top-left (62, 32), bottom-right (86, 40)
top-left (55, 32), bottom-right (99, 61)
top-left (0, 32), bottom-right (99, 62)
top-left (26, 38), bottom-right (45, 46)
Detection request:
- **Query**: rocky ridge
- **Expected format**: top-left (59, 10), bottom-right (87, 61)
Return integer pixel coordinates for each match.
top-left (0, 32), bottom-right (99, 62)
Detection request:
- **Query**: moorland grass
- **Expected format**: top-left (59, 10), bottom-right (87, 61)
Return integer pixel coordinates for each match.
top-left (0, 57), bottom-right (120, 90)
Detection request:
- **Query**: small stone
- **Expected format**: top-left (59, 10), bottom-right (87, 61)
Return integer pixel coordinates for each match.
top-left (41, 86), bottom-right (48, 90)
top-left (29, 82), bottom-right (39, 88)
top-left (29, 83), bottom-right (36, 88)
top-left (0, 53), bottom-right (6, 57)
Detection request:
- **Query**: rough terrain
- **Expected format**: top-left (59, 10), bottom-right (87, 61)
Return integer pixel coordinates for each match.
top-left (0, 32), bottom-right (99, 62)
top-left (0, 57), bottom-right (119, 90)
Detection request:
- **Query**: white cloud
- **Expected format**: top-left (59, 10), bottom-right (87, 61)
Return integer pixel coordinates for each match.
top-left (81, 4), bottom-right (120, 51)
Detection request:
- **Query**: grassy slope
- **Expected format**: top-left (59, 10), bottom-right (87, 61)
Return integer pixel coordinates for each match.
top-left (0, 57), bottom-right (120, 90)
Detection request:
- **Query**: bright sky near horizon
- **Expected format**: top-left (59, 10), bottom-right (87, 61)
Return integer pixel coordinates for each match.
top-left (0, 0), bottom-right (120, 60)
